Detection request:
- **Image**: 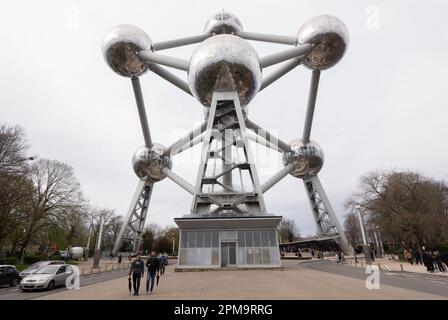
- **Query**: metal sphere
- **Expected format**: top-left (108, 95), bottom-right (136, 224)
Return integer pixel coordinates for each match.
top-left (102, 24), bottom-right (153, 77)
top-left (132, 144), bottom-right (172, 182)
top-left (204, 11), bottom-right (243, 35)
top-left (188, 34), bottom-right (261, 107)
top-left (297, 15), bottom-right (349, 70)
top-left (282, 139), bottom-right (324, 178)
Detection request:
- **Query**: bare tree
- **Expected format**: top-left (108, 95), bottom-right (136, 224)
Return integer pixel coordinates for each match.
top-left (346, 170), bottom-right (448, 257)
top-left (0, 124), bottom-right (33, 250)
top-left (0, 124), bottom-right (31, 174)
top-left (18, 159), bottom-right (84, 262)
top-left (343, 212), bottom-right (362, 246)
top-left (278, 218), bottom-right (300, 243)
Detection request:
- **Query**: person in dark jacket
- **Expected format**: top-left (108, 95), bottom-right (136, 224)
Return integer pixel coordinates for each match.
top-left (129, 254), bottom-right (145, 296)
top-left (146, 252), bottom-right (160, 294)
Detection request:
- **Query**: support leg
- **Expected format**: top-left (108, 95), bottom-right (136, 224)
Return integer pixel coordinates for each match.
top-left (112, 180), bottom-right (153, 255)
top-left (303, 175), bottom-right (354, 255)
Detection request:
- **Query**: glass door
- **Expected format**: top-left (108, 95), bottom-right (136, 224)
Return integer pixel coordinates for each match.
top-left (221, 242), bottom-right (237, 267)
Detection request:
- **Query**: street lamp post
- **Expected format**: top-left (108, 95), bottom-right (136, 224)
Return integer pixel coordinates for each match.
top-left (355, 205), bottom-right (372, 264)
top-left (92, 217), bottom-right (105, 268)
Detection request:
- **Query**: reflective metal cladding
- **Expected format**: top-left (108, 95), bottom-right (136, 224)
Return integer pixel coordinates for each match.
top-left (102, 24), bottom-right (153, 77)
top-left (282, 139), bottom-right (324, 178)
top-left (188, 34), bottom-right (261, 107)
top-left (297, 15), bottom-right (349, 70)
top-left (203, 11), bottom-right (244, 35)
top-left (132, 144), bottom-right (172, 182)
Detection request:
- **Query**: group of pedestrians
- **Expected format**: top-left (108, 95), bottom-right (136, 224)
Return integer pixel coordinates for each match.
top-left (128, 251), bottom-right (169, 296)
top-left (404, 248), bottom-right (448, 273)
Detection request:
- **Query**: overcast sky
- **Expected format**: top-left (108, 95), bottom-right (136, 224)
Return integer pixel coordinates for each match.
top-left (1, 0), bottom-right (447, 237)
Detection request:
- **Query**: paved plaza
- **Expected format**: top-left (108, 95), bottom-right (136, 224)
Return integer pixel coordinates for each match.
top-left (36, 259), bottom-right (447, 300)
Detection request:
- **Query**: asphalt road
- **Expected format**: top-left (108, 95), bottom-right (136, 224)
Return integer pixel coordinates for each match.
top-left (301, 260), bottom-right (448, 298)
top-left (0, 268), bottom-right (129, 300)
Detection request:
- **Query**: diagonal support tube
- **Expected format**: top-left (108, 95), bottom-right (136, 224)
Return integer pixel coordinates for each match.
top-left (131, 77), bottom-right (152, 147)
top-left (148, 63), bottom-right (192, 96)
top-left (260, 44), bottom-right (312, 68)
top-left (246, 119), bottom-right (291, 152)
top-left (165, 122), bottom-right (207, 156)
top-left (152, 34), bottom-right (210, 51)
top-left (302, 69), bottom-right (321, 144)
top-left (162, 167), bottom-right (195, 194)
top-left (236, 31), bottom-right (297, 45)
top-left (260, 58), bottom-right (302, 91)
top-left (139, 51), bottom-right (189, 71)
top-left (261, 163), bottom-right (294, 193)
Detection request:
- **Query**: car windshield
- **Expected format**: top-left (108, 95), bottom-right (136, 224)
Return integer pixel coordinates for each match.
top-left (24, 262), bottom-right (46, 272)
top-left (34, 265), bottom-right (59, 274)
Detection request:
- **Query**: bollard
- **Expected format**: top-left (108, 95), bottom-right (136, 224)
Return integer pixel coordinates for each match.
top-left (377, 263), bottom-right (381, 270)
top-left (400, 264), bottom-right (404, 272)
top-left (361, 262), bottom-right (364, 269)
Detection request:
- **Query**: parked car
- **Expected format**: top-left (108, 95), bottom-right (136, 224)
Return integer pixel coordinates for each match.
top-left (20, 264), bottom-right (74, 291)
top-left (19, 260), bottom-right (65, 279)
top-left (0, 265), bottom-right (21, 287)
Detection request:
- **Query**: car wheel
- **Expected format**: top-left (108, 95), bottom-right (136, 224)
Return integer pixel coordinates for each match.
top-left (10, 278), bottom-right (18, 287)
top-left (47, 280), bottom-right (55, 291)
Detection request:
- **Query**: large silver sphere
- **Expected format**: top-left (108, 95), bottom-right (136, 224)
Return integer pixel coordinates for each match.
top-left (297, 15), bottom-right (349, 70)
top-left (188, 34), bottom-right (261, 107)
top-left (282, 139), bottom-right (324, 178)
top-left (102, 24), bottom-right (153, 77)
top-left (204, 11), bottom-right (243, 35)
top-left (132, 144), bottom-right (172, 182)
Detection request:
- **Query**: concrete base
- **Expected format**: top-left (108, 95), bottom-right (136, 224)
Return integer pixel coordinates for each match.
top-left (175, 266), bottom-right (283, 272)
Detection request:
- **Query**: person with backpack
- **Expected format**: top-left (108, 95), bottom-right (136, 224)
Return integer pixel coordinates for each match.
top-left (128, 254), bottom-right (144, 296)
top-left (146, 251), bottom-right (160, 294)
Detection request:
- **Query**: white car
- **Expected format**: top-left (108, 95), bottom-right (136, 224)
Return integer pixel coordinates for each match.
top-left (19, 260), bottom-right (65, 279)
top-left (20, 264), bottom-right (74, 291)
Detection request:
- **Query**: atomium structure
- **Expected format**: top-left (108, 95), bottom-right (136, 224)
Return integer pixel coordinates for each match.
top-left (103, 11), bottom-right (354, 269)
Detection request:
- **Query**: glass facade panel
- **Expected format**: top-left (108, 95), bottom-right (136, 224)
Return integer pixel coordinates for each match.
top-left (212, 231), bottom-right (219, 247)
top-left (204, 231), bottom-right (211, 248)
top-left (196, 247), bottom-right (204, 265)
top-left (179, 249), bottom-right (187, 265)
top-left (221, 231), bottom-right (237, 240)
top-left (188, 231), bottom-right (196, 248)
top-left (268, 231), bottom-right (277, 247)
top-left (270, 247), bottom-right (280, 265)
top-left (262, 248), bottom-right (271, 264)
top-left (181, 232), bottom-right (188, 248)
top-left (254, 248), bottom-right (262, 264)
top-left (187, 248), bottom-right (197, 265)
top-left (246, 248), bottom-right (254, 264)
top-left (261, 231), bottom-right (269, 247)
top-left (238, 231), bottom-right (245, 247)
top-left (212, 248), bottom-right (219, 265)
top-left (245, 231), bottom-right (253, 247)
top-left (253, 231), bottom-right (261, 247)
top-left (196, 231), bottom-right (204, 248)
top-left (203, 248), bottom-right (212, 265)
top-left (238, 248), bottom-right (247, 265)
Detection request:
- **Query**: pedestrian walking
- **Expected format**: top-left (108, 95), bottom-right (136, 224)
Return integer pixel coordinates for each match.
top-left (311, 249), bottom-right (315, 259)
top-left (159, 252), bottom-right (168, 275)
top-left (146, 251), bottom-right (160, 294)
top-left (118, 254), bottom-right (122, 264)
top-left (129, 254), bottom-right (145, 296)
top-left (433, 250), bottom-right (446, 272)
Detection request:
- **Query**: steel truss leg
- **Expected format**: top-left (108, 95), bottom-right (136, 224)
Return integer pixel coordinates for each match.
top-left (303, 175), bottom-right (354, 255)
top-left (112, 180), bottom-right (153, 255)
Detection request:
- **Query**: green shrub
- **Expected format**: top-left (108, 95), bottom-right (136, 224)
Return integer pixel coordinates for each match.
top-left (0, 257), bottom-right (17, 265)
top-left (24, 255), bottom-right (44, 264)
